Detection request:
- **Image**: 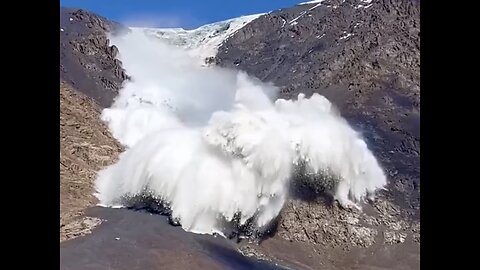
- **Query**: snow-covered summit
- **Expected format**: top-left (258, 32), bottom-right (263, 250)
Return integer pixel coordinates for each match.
top-left (130, 14), bottom-right (263, 65)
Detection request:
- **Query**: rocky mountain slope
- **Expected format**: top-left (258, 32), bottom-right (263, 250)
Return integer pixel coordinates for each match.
top-left (60, 8), bottom-right (129, 108)
top-left (60, 82), bottom-right (123, 241)
top-left (215, 0), bottom-right (420, 252)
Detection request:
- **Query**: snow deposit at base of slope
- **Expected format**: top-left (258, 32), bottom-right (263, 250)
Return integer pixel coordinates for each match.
top-left (96, 28), bottom-right (387, 236)
top-left (132, 14), bottom-right (262, 64)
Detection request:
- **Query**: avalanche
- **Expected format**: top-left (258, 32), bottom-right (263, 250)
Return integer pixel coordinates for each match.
top-left (95, 19), bottom-right (387, 236)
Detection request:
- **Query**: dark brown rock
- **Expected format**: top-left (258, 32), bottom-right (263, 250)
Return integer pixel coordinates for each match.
top-left (60, 7), bottom-right (129, 108)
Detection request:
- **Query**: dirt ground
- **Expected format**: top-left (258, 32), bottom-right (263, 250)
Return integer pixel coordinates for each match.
top-left (60, 82), bottom-right (123, 242)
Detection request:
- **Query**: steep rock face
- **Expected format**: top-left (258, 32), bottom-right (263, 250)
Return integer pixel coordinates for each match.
top-left (60, 8), bottom-right (129, 108)
top-left (60, 82), bottom-right (124, 241)
top-left (216, 0), bottom-right (420, 251)
top-left (217, 0), bottom-right (419, 103)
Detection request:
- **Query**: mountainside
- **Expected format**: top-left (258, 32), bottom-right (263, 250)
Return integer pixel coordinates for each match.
top-left (60, 82), bottom-right (123, 241)
top-left (218, 0), bottom-right (419, 105)
top-left (60, 8), bottom-right (129, 108)
top-left (216, 0), bottom-right (420, 246)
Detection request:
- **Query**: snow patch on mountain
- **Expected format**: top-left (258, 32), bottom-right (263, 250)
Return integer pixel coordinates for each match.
top-left (298, 0), bottom-right (325, 5)
top-left (131, 14), bottom-right (263, 65)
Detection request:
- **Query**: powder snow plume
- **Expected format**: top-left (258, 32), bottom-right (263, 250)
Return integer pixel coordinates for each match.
top-left (95, 28), bottom-right (387, 235)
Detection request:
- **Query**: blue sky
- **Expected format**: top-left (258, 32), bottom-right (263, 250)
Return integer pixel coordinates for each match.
top-left (60, 0), bottom-right (308, 29)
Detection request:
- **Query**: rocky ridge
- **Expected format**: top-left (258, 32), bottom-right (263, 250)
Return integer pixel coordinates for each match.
top-left (60, 8), bottom-right (129, 108)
